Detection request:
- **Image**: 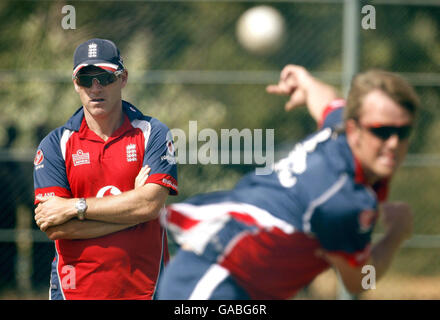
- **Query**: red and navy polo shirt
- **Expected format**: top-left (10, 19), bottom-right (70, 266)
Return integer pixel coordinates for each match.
top-left (34, 100), bottom-right (177, 299)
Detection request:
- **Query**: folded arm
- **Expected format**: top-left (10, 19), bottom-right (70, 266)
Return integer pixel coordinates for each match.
top-left (35, 182), bottom-right (168, 232)
top-left (84, 182), bottom-right (169, 224)
top-left (45, 219), bottom-right (137, 240)
top-left (34, 165), bottom-right (168, 239)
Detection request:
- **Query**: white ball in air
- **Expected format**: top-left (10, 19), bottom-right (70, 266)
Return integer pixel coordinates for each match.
top-left (236, 6), bottom-right (286, 55)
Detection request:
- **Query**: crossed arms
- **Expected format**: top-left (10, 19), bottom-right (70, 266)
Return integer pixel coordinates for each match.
top-left (35, 166), bottom-right (168, 240)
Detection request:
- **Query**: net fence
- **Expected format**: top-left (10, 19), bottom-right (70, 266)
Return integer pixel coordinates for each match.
top-left (0, 0), bottom-right (439, 299)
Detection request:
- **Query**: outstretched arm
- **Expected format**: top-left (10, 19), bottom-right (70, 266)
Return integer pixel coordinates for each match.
top-left (266, 64), bottom-right (341, 124)
top-left (320, 202), bottom-right (413, 294)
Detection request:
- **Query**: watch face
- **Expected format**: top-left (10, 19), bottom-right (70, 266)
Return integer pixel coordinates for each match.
top-left (76, 199), bottom-right (87, 220)
top-left (76, 199), bottom-right (87, 212)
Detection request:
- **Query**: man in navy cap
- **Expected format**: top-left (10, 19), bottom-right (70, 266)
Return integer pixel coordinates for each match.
top-left (33, 39), bottom-right (178, 300)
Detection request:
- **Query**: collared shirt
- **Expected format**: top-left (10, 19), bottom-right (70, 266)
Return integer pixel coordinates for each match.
top-left (34, 100), bottom-right (177, 299)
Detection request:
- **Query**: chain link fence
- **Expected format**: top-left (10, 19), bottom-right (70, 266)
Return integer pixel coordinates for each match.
top-left (0, 0), bottom-right (439, 299)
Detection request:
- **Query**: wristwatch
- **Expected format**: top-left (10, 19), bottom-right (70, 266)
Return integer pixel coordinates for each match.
top-left (75, 198), bottom-right (88, 221)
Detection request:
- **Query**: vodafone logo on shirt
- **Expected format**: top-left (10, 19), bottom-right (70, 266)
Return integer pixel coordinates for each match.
top-left (96, 185), bottom-right (122, 198)
top-left (358, 210), bottom-right (377, 233)
top-left (161, 130), bottom-right (176, 165)
top-left (34, 150), bottom-right (45, 170)
top-left (34, 150), bottom-right (44, 165)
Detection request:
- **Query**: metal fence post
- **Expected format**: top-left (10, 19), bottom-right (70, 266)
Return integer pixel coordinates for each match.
top-left (342, 0), bottom-right (360, 97)
top-left (15, 205), bottom-right (33, 297)
top-left (339, 0), bottom-right (361, 300)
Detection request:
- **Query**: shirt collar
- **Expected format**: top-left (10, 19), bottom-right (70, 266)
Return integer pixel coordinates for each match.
top-left (333, 134), bottom-right (390, 202)
top-left (64, 100), bottom-right (144, 132)
top-left (77, 113), bottom-right (133, 142)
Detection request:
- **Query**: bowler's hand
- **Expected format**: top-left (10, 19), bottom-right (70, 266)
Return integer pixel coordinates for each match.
top-left (135, 165), bottom-right (151, 189)
top-left (380, 202), bottom-right (413, 242)
top-left (266, 64), bottom-right (340, 124)
top-left (266, 64), bottom-right (312, 111)
top-left (34, 196), bottom-right (76, 232)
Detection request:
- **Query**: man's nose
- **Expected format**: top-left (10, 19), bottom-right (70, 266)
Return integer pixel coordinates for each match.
top-left (90, 78), bottom-right (103, 90)
top-left (385, 134), bottom-right (400, 148)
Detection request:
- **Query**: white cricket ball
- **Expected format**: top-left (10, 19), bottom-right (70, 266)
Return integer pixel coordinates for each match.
top-left (236, 5), bottom-right (286, 55)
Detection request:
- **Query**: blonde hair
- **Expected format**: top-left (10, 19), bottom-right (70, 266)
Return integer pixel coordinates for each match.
top-left (345, 70), bottom-right (420, 121)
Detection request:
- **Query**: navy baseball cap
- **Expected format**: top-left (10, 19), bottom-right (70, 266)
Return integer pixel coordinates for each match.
top-left (73, 38), bottom-right (124, 77)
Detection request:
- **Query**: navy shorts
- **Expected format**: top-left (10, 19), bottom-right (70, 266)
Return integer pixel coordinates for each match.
top-left (156, 249), bottom-right (250, 300)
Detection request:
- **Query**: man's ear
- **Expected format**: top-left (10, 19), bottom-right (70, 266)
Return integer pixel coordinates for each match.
top-left (345, 119), bottom-right (360, 146)
top-left (73, 79), bottom-right (80, 93)
top-left (120, 69), bottom-right (128, 89)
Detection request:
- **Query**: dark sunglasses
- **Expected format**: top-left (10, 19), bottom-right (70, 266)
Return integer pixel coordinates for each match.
top-left (74, 70), bottom-right (122, 88)
top-left (358, 122), bottom-right (413, 140)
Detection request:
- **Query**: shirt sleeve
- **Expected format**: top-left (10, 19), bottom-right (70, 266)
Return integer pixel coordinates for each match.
top-left (318, 99), bottom-right (346, 129)
top-left (33, 129), bottom-right (72, 205)
top-left (310, 206), bottom-right (378, 267)
top-left (143, 118), bottom-right (178, 195)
